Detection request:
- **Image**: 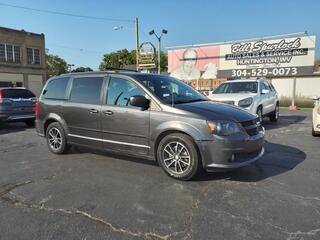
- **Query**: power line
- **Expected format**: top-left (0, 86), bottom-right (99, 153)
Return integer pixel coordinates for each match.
top-left (47, 43), bottom-right (106, 55)
top-left (0, 2), bottom-right (133, 23)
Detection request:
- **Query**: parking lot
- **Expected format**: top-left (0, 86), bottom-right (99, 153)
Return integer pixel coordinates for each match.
top-left (0, 109), bottom-right (319, 240)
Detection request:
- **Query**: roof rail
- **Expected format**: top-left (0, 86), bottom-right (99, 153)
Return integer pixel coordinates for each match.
top-left (105, 67), bottom-right (138, 72)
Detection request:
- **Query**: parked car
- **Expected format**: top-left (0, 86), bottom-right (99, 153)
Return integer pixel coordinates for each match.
top-left (208, 79), bottom-right (279, 123)
top-left (0, 87), bottom-right (36, 126)
top-left (36, 72), bottom-right (265, 180)
top-left (312, 96), bottom-right (320, 136)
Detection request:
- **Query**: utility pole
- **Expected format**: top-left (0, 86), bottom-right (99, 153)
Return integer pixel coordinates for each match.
top-left (135, 17), bottom-right (139, 71)
top-left (157, 38), bottom-right (161, 74)
top-left (113, 18), bottom-right (139, 71)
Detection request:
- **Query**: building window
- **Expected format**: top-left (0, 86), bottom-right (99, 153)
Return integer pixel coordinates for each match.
top-left (0, 43), bottom-right (21, 63)
top-left (27, 47), bottom-right (41, 65)
top-left (14, 46), bottom-right (21, 63)
top-left (0, 44), bottom-right (5, 62)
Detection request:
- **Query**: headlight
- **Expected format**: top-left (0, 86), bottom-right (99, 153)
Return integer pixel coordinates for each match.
top-left (207, 120), bottom-right (243, 136)
top-left (238, 97), bottom-right (253, 108)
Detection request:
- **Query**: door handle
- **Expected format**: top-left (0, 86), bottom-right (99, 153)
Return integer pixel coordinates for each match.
top-left (103, 110), bottom-right (114, 115)
top-left (89, 109), bottom-right (99, 114)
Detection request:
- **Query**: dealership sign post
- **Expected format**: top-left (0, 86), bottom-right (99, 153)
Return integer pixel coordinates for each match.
top-left (167, 33), bottom-right (316, 80)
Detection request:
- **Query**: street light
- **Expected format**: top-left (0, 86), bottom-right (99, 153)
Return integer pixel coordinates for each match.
top-left (113, 17), bottom-right (140, 71)
top-left (149, 29), bottom-right (168, 74)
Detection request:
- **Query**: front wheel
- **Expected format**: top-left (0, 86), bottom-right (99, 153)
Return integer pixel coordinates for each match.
top-left (269, 104), bottom-right (279, 122)
top-left (157, 133), bottom-right (200, 180)
top-left (46, 122), bottom-right (69, 154)
top-left (256, 106), bottom-right (263, 123)
top-left (312, 125), bottom-right (319, 137)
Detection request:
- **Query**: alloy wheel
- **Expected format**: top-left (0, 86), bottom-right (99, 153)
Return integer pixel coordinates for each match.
top-left (163, 141), bottom-right (191, 175)
top-left (275, 105), bottom-right (279, 120)
top-left (48, 127), bottom-right (62, 150)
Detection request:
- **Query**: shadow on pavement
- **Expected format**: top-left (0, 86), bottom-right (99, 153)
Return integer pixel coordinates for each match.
top-left (263, 114), bottom-right (307, 130)
top-left (72, 141), bottom-right (305, 183)
top-left (0, 122), bottom-right (32, 135)
top-left (195, 141), bottom-right (306, 182)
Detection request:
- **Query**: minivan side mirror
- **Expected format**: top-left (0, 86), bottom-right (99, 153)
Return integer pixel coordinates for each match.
top-left (129, 95), bottom-right (150, 110)
top-left (312, 96), bottom-right (319, 101)
top-left (261, 89), bottom-right (270, 95)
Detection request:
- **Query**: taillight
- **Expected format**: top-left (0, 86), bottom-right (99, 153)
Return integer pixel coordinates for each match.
top-left (35, 100), bottom-right (39, 117)
top-left (0, 90), bottom-right (13, 106)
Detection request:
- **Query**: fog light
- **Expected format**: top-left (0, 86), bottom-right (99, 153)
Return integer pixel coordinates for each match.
top-left (317, 124), bottom-right (320, 129)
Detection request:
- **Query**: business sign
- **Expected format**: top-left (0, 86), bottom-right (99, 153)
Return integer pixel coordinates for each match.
top-left (168, 35), bottom-right (316, 80)
top-left (138, 42), bottom-right (156, 69)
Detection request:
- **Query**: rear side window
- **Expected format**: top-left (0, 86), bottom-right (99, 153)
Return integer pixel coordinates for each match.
top-left (42, 77), bottom-right (69, 100)
top-left (2, 89), bottom-right (35, 99)
top-left (70, 77), bottom-right (103, 104)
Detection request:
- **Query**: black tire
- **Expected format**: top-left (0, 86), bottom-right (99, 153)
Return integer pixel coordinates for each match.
top-left (157, 133), bottom-right (200, 180)
top-left (312, 126), bottom-right (319, 137)
top-left (46, 122), bottom-right (69, 154)
top-left (25, 120), bottom-right (35, 127)
top-left (269, 103), bottom-right (279, 122)
top-left (256, 106), bottom-right (263, 123)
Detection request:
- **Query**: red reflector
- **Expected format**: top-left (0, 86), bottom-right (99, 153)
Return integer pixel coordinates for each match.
top-left (35, 100), bottom-right (39, 117)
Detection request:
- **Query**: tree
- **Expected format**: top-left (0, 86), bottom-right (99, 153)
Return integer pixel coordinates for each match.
top-left (99, 49), bottom-right (135, 70)
top-left (72, 67), bottom-right (93, 72)
top-left (99, 49), bottom-right (168, 73)
top-left (160, 51), bottom-right (168, 73)
top-left (46, 54), bottom-right (68, 77)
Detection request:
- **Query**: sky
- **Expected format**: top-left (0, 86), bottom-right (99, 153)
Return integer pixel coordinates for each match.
top-left (0, 0), bottom-right (319, 70)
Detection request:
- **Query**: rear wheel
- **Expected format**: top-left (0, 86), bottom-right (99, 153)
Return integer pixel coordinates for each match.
top-left (157, 133), bottom-right (200, 180)
top-left (269, 104), bottom-right (279, 122)
top-left (46, 122), bottom-right (69, 154)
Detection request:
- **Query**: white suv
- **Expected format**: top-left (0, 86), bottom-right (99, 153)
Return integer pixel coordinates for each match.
top-left (208, 79), bottom-right (279, 122)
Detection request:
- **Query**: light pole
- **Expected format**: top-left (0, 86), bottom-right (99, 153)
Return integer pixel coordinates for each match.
top-left (149, 29), bottom-right (168, 74)
top-left (113, 17), bottom-right (140, 71)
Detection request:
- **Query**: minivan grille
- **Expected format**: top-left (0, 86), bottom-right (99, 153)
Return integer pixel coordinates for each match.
top-left (240, 118), bottom-right (261, 136)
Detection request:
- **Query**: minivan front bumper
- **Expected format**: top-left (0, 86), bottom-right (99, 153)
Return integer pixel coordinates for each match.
top-left (197, 129), bottom-right (265, 171)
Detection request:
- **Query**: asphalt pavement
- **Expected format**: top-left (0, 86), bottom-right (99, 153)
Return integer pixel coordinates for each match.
top-left (0, 110), bottom-right (319, 240)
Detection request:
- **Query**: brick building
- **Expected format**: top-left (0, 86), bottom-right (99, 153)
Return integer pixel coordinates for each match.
top-left (0, 26), bottom-right (46, 96)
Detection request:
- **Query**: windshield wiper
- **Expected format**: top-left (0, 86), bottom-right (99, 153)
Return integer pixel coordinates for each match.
top-left (174, 98), bottom-right (208, 104)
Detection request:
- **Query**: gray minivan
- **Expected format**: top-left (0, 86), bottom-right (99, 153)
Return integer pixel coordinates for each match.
top-left (36, 71), bottom-right (265, 180)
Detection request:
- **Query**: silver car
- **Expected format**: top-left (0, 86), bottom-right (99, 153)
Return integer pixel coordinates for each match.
top-left (36, 72), bottom-right (265, 180)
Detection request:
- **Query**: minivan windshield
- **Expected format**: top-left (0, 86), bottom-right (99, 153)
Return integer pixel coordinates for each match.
top-left (135, 75), bottom-right (207, 104)
top-left (213, 82), bottom-right (258, 94)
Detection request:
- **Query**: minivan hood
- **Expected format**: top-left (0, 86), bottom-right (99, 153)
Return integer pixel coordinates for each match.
top-left (174, 100), bottom-right (256, 122)
top-left (209, 93), bottom-right (256, 102)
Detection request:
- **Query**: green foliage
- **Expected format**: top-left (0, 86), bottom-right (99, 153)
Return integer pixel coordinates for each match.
top-left (46, 54), bottom-right (68, 77)
top-left (99, 48), bottom-right (168, 73)
top-left (72, 67), bottom-right (93, 72)
top-left (99, 49), bottom-right (136, 70)
top-left (160, 51), bottom-right (168, 73)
